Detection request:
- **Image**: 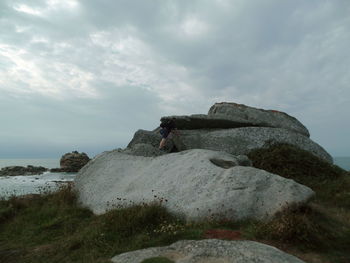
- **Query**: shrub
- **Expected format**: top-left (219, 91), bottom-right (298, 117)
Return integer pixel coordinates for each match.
top-left (248, 204), bottom-right (337, 249)
top-left (248, 143), bottom-right (350, 208)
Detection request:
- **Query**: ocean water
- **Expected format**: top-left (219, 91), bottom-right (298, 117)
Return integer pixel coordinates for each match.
top-left (0, 172), bottom-right (76, 199)
top-left (334, 157), bottom-right (350, 171)
top-left (0, 159), bottom-right (59, 169)
top-left (0, 159), bottom-right (74, 199)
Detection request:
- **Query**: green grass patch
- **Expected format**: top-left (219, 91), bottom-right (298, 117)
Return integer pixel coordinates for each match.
top-left (246, 144), bottom-right (350, 262)
top-left (0, 185), bottom-right (222, 263)
top-left (248, 143), bottom-right (350, 208)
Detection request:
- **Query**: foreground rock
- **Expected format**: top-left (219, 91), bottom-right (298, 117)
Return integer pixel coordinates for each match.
top-left (111, 239), bottom-right (305, 263)
top-left (52, 151), bottom-right (90, 172)
top-left (0, 165), bottom-right (48, 176)
top-left (127, 127), bottom-right (332, 162)
top-left (161, 102), bottom-right (310, 137)
top-left (75, 149), bottom-right (314, 221)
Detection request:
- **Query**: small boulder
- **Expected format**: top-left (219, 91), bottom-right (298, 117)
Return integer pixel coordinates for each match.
top-left (58, 151), bottom-right (90, 172)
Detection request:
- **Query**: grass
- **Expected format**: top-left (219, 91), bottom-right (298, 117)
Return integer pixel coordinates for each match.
top-left (246, 144), bottom-right (350, 262)
top-left (141, 257), bottom-right (175, 263)
top-left (0, 185), bottom-right (227, 263)
top-left (1, 144), bottom-right (349, 263)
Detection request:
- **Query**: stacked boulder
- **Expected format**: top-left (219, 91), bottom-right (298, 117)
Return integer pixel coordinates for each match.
top-left (127, 102), bottom-right (331, 162)
top-left (75, 102), bottom-right (332, 222)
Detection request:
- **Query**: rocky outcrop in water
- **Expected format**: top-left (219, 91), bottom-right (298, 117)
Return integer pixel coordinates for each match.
top-left (0, 165), bottom-right (48, 176)
top-left (51, 151), bottom-right (90, 172)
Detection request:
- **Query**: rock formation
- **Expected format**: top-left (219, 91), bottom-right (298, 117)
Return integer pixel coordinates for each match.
top-left (129, 102), bottom-right (332, 163)
top-left (0, 165), bottom-right (48, 176)
top-left (111, 239), bottom-right (306, 263)
top-left (75, 149), bottom-right (314, 221)
top-left (74, 101), bottom-right (330, 262)
top-left (160, 102), bottom-right (309, 136)
top-left (51, 151), bottom-right (90, 172)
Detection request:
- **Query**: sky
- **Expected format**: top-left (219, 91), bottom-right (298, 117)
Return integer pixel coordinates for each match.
top-left (0, 0), bottom-right (349, 158)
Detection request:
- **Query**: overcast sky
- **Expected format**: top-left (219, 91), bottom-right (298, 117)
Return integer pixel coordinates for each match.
top-left (1, 0), bottom-right (349, 158)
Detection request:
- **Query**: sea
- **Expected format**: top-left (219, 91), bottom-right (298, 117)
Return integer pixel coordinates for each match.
top-left (0, 159), bottom-right (76, 199)
top-left (0, 157), bottom-right (349, 199)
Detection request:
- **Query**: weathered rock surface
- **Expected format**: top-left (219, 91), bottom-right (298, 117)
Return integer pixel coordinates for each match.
top-left (111, 239), bottom-right (306, 263)
top-left (175, 127), bottom-right (332, 163)
top-left (0, 165), bottom-right (48, 176)
top-left (122, 143), bottom-right (166, 157)
top-left (128, 129), bottom-right (175, 149)
top-left (58, 151), bottom-right (90, 172)
top-left (128, 127), bottom-right (332, 163)
top-left (160, 102), bottom-right (309, 137)
top-left (75, 149), bottom-right (314, 221)
top-left (209, 102), bottom-right (310, 137)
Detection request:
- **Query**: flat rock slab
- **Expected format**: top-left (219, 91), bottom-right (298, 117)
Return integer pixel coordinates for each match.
top-left (75, 149), bottom-right (314, 221)
top-left (174, 127), bottom-right (332, 163)
top-left (160, 102), bottom-right (309, 137)
top-left (111, 239), bottom-right (305, 263)
top-left (161, 114), bottom-right (261, 130)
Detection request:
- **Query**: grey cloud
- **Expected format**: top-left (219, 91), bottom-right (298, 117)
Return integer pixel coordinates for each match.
top-left (0, 0), bottom-right (349, 157)
top-left (0, 84), bottom-right (162, 158)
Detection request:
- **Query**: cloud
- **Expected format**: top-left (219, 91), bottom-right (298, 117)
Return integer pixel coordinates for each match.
top-left (0, 0), bottom-right (349, 157)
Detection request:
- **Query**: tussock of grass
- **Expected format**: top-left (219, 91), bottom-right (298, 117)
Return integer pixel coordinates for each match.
top-left (248, 143), bottom-right (350, 208)
top-left (246, 205), bottom-right (336, 248)
top-left (247, 144), bottom-right (350, 262)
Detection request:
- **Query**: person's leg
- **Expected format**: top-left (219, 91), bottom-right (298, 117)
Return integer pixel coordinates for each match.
top-left (159, 128), bottom-right (169, 149)
top-left (159, 138), bottom-right (167, 149)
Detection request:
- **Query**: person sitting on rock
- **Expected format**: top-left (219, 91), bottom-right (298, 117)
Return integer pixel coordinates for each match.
top-left (159, 118), bottom-right (180, 149)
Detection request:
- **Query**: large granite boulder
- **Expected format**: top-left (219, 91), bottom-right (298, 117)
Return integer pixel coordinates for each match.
top-left (208, 102), bottom-right (310, 137)
top-left (74, 149), bottom-right (314, 221)
top-left (173, 127), bottom-right (332, 163)
top-left (112, 239), bottom-right (305, 263)
top-left (122, 143), bottom-right (166, 157)
top-left (127, 127), bottom-right (332, 163)
top-left (161, 102), bottom-right (310, 137)
top-left (0, 165), bottom-right (48, 176)
top-left (58, 151), bottom-right (90, 172)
